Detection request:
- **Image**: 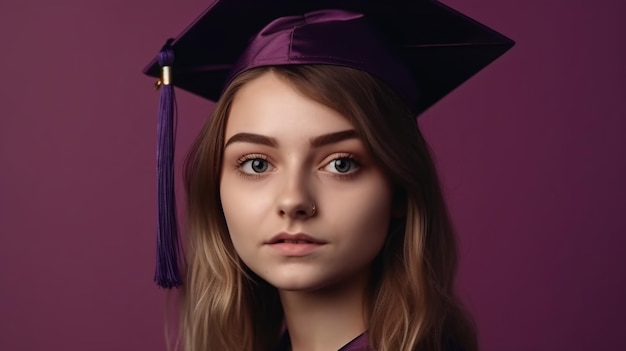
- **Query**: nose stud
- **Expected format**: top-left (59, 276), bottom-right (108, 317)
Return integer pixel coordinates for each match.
top-left (311, 204), bottom-right (316, 216)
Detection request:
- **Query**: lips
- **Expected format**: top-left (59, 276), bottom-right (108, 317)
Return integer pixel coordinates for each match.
top-left (266, 233), bottom-right (326, 245)
top-left (266, 233), bottom-right (326, 256)
top-left (277, 239), bottom-right (311, 244)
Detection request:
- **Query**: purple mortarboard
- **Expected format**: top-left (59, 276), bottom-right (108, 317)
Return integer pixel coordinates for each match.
top-left (143, 0), bottom-right (514, 289)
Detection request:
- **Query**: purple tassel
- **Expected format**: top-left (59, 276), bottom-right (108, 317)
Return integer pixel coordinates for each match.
top-left (155, 39), bottom-right (182, 288)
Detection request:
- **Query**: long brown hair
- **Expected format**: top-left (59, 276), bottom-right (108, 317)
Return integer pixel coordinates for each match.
top-left (180, 65), bottom-right (477, 351)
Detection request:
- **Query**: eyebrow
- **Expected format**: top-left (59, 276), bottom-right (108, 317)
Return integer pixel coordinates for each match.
top-left (224, 129), bottom-right (359, 149)
top-left (224, 133), bottom-right (277, 148)
top-left (309, 129), bottom-right (359, 148)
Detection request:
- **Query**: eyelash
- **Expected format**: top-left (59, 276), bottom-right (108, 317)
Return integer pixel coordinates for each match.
top-left (233, 153), bottom-right (362, 180)
top-left (235, 154), bottom-right (270, 180)
top-left (322, 153), bottom-right (362, 180)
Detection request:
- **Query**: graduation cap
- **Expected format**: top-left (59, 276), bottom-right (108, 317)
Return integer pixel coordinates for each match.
top-left (143, 0), bottom-right (514, 289)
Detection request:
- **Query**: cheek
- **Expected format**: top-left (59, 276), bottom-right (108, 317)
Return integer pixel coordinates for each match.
top-left (219, 179), bottom-right (272, 245)
top-left (330, 181), bottom-right (393, 249)
top-left (219, 180), bottom-right (247, 242)
top-left (357, 201), bottom-right (392, 252)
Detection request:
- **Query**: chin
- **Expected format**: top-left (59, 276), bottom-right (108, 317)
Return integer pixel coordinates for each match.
top-left (263, 270), bottom-right (362, 294)
top-left (254, 268), bottom-right (334, 292)
top-left (263, 276), bottom-right (328, 292)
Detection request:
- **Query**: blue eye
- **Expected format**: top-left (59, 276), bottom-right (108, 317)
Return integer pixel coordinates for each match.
top-left (324, 157), bottom-right (360, 174)
top-left (239, 157), bottom-right (273, 174)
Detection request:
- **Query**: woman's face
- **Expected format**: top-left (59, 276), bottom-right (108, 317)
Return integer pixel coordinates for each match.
top-left (220, 71), bottom-right (393, 292)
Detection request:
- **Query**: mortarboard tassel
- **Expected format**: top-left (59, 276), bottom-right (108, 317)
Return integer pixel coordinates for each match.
top-left (155, 39), bottom-right (182, 289)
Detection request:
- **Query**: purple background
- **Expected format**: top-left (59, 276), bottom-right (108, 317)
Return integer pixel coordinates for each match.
top-left (1, 0), bottom-right (624, 350)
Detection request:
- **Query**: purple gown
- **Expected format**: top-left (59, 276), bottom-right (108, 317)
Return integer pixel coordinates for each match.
top-left (276, 332), bottom-right (464, 351)
top-left (276, 333), bottom-right (368, 351)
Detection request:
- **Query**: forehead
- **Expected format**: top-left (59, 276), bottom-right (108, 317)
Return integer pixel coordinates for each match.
top-left (225, 71), bottom-right (355, 138)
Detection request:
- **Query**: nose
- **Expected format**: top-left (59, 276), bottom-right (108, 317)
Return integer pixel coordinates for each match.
top-left (276, 172), bottom-right (317, 219)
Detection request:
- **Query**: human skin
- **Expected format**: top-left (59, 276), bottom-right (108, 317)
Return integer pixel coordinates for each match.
top-left (219, 71), bottom-right (395, 350)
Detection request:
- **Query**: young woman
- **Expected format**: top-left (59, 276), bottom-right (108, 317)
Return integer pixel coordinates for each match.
top-left (183, 64), bottom-right (473, 351)
top-left (143, 2), bottom-right (513, 350)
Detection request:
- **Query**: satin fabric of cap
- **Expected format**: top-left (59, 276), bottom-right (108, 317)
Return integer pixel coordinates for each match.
top-left (226, 9), bottom-right (419, 112)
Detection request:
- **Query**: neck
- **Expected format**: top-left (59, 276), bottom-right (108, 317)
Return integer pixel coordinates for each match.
top-left (279, 270), bottom-right (370, 351)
